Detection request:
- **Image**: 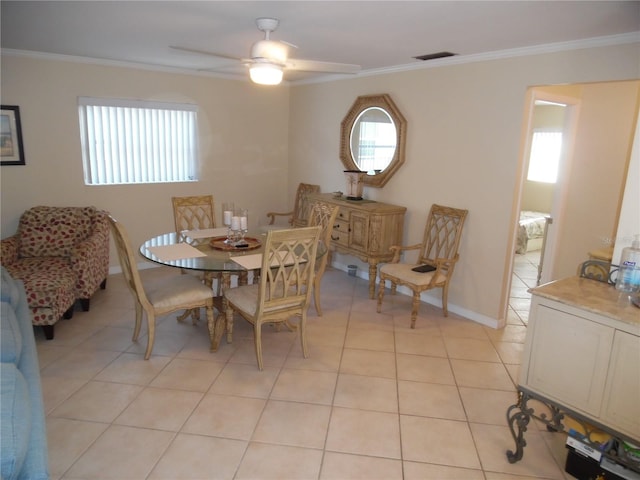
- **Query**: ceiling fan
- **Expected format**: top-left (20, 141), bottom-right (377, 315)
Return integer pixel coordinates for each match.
top-left (171, 17), bottom-right (361, 85)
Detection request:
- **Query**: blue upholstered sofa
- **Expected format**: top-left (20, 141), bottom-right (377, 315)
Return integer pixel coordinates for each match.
top-left (1, 266), bottom-right (49, 480)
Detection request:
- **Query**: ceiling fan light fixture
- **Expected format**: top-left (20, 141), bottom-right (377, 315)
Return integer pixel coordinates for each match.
top-left (251, 39), bottom-right (288, 63)
top-left (249, 63), bottom-right (283, 85)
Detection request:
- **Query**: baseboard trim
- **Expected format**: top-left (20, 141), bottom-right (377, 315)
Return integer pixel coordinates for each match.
top-left (108, 260), bottom-right (502, 329)
top-left (331, 260), bottom-right (501, 329)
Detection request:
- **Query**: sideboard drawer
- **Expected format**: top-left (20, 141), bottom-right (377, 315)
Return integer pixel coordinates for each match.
top-left (332, 219), bottom-right (350, 247)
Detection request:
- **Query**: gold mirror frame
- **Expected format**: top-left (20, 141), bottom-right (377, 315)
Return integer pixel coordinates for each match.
top-left (340, 93), bottom-right (407, 188)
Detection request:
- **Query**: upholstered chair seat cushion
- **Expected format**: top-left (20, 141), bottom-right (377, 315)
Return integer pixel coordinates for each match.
top-left (224, 284), bottom-right (260, 315)
top-left (379, 263), bottom-right (448, 286)
top-left (3, 257), bottom-right (76, 325)
top-left (225, 283), bottom-right (300, 316)
top-left (145, 274), bottom-right (218, 310)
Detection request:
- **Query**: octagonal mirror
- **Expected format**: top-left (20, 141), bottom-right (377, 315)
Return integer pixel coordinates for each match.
top-left (340, 93), bottom-right (407, 188)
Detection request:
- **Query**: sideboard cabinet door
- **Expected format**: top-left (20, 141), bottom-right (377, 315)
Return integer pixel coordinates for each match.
top-left (601, 330), bottom-right (640, 438)
top-left (349, 211), bottom-right (370, 253)
top-left (525, 303), bottom-right (613, 416)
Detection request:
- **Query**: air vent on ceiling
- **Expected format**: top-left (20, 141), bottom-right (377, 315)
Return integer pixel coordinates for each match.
top-left (413, 51), bottom-right (456, 61)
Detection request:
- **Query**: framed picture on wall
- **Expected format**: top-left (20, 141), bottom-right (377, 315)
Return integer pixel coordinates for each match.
top-left (1, 105), bottom-right (25, 166)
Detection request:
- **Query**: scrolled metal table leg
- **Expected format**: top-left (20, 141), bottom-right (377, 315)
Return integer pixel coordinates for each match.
top-left (506, 391), bottom-right (531, 464)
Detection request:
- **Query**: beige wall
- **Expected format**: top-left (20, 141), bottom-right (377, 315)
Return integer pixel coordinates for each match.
top-left (1, 55), bottom-right (291, 258)
top-left (547, 80), bottom-right (640, 279)
top-left (288, 43), bottom-right (640, 326)
top-left (613, 111), bottom-right (640, 265)
top-left (2, 42), bottom-right (639, 327)
top-left (521, 182), bottom-right (554, 213)
top-left (519, 82), bottom-right (640, 284)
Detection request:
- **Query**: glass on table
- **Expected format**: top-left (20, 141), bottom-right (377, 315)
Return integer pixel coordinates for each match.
top-left (222, 202), bottom-right (234, 244)
top-left (239, 208), bottom-right (248, 242)
top-left (230, 207), bottom-right (248, 246)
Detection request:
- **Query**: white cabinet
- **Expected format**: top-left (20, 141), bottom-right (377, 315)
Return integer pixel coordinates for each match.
top-left (524, 303), bottom-right (614, 416)
top-left (519, 276), bottom-right (640, 441)
top-left (601, 330), bottom-right (640, 437)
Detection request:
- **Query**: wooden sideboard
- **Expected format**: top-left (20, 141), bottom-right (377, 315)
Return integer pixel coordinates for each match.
top-left (308, 193), bottom-right (406, 298)
top-left (506, 276), bottom-right (640, 471)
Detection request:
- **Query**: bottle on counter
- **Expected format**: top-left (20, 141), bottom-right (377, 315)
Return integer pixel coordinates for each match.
top-left (615, 239), bottom-right (640, 293)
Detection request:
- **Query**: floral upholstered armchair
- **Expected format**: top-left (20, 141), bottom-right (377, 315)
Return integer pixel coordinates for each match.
top-left (0, 206), bottom-right (110, 339)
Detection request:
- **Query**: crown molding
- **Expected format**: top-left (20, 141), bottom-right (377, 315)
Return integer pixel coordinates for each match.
top-left (296, 32), bottom-right (640, 85)
top-left (3, 31), bottom-right (638, 86)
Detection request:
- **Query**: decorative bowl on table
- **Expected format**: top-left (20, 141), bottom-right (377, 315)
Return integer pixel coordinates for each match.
top-left (209, 236), bottom-right (261, 251)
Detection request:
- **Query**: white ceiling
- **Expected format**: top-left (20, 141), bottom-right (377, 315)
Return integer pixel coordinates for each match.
top-left (2, 1), bottom-right (639, 84)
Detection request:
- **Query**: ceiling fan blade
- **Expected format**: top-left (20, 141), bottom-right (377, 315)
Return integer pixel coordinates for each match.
top-left (285, 59), bottom-right (360, 74)
top-left (198, 63), bottom-right (247, 73)
top-left (170, 45), bottom-right (242, 62)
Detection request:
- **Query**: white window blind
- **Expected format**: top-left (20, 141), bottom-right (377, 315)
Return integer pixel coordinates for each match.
top-left (78, 97), bottom-right (198, 185)
top-left (527, 131), bottom-right (563, 183)
top-left (357, 121), bottom-right (396, 173)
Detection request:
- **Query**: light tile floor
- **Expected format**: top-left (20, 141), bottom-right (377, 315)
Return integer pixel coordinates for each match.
top-left (37, 263), bottom-right (575, 480)
top-left (509, 250), bottom-right (542, 326)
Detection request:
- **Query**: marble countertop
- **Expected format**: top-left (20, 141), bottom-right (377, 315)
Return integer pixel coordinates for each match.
top-left (531, 276), bottom-right (640, 328)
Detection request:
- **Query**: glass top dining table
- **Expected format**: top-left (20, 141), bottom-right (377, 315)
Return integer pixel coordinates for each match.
top-left (139, 230), bottom-right (326, 272)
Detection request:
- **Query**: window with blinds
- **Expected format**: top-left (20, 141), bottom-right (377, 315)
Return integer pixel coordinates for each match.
top-left (527, 130), bottom-right (563, 184)
top-left (78, 97), bottom-right (198, 185)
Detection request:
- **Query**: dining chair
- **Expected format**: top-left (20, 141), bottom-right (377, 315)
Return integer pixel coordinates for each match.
top-left (107, 214), bottom-right (216, 360)
top-left (223, 226), bottom-right (321, 370)
top-left (377, 204), bottom-right (468, 328)
top-left (307, 201), bottom-right (340, 316)
top-left (171, 195), bottom-right (240, 300)
top-left (172, 195), bottom-right (216, 237)
top-left (265, 183), bottom-right (320, 228)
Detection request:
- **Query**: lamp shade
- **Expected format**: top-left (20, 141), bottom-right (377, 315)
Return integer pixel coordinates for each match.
top-left (249, 63), bottom-right (283, 85)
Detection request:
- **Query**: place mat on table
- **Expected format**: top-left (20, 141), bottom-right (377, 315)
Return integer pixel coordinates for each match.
top-left (231, 253), bottom-right (307, 270)
top-left (230, 253), bottom-right (263, 270)
top-left (182, 227), bottom-right (229, 239)
top-left (147, 243), bottom-right (207, 261)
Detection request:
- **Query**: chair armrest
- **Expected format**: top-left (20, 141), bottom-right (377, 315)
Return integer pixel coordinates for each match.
top-left (266, 210), bottom-right (294, 225)
top-left (388, 243), bottom-right (422, 263)
top-left (69, 212), bottom-right (110, 294)
top-left (0, 235), bottom-right (20, 265)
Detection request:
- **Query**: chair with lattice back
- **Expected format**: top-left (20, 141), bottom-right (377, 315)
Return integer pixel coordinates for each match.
top-left (223, 226), bottom-right (322, 369)
top-left (265, 183), bottom-right (320, 228)
top-left (172, 195), bottom-right (216, 239)
top-left (171, 195), bottom-right (235, 300)
top-left (377, 204), bottom-right (468, 328)
top-left (107, 214), bottom-right (215, 360)
top-left (307, 200), bottom-right (340, 316)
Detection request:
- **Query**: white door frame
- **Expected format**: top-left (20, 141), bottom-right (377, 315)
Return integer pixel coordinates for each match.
top-left (503, 87), bottom-right (581, 320)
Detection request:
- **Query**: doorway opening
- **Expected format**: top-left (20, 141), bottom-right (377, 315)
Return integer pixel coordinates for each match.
top-left (506, 80), bottom-right (640, 327)
top-left (509, 92), bottom-right (576, 325)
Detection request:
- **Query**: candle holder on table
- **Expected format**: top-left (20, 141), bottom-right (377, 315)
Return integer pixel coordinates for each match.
top-left (230, 208), bottom-right (248, 246)
top-left (239, 209), bottom-right (248, 243)
top-left (222, 202), bottom-right (234, 244)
